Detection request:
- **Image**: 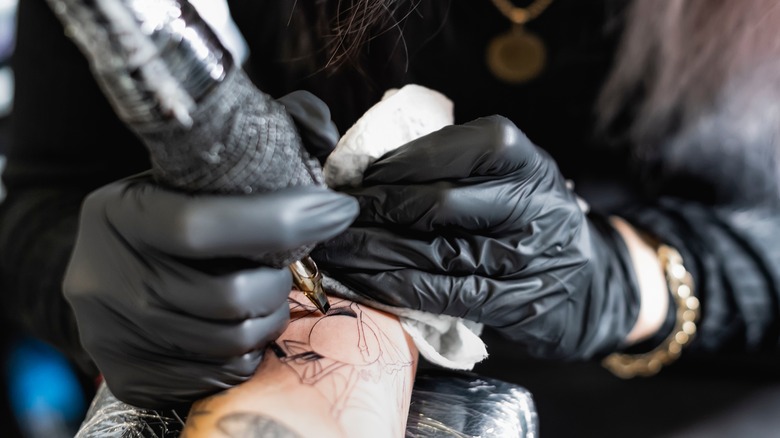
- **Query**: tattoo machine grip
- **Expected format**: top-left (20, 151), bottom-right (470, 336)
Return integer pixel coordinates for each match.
top-left (46, 0), bottom-right (325, 267)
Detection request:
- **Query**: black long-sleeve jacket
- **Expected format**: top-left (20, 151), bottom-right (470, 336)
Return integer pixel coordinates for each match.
top-left (2, 0), bottom-right (778, 372)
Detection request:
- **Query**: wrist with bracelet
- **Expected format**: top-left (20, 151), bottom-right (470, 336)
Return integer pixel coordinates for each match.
top-left (602, 239), bottom-right (700, 378)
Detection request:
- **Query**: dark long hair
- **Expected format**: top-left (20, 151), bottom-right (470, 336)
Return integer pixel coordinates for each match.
top-left (321, 0), bottom-right (411, 70)
top-left (290, 0), bottom-right (780, 200)
top-left (273, 0), bottom-right (416, 75)
top-left (244, 0), bottom-right (432, 130)
top-left (597, 0), bottom-right (780, 201)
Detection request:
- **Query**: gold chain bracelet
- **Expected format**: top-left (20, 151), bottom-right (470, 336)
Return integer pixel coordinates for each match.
top-left (602, 243), bottom-right (699, 378)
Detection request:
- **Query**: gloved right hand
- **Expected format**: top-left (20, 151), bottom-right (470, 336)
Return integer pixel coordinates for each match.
top-left (64, 173), bottom-right (358, 409)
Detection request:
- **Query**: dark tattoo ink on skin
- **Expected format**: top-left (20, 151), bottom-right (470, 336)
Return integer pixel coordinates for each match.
top-left (184, 292), bottom-right (415, 437)
top-left (216, 412), bottom-right (302, 438)
top-left (185, 389), bottom-right (230, 433)
top-left (270, 296), bottom-right (414, 435)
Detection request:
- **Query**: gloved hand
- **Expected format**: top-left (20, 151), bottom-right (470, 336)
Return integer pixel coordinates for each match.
top-left (278, 90), bottom-right (340, 165)
top-left (64, 91), bottom-right (358, 409)
top-left (65, 178), bottom-right (357, 409)
top-left (314, 116), bottom-right (642, 360)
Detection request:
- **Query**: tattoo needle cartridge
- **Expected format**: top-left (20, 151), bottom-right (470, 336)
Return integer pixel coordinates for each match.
top-left (289, 257), bottom-right (330, 314)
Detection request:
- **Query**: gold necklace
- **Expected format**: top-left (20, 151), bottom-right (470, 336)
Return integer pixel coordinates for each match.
top-left (486, 0), bottom-right (555, 83)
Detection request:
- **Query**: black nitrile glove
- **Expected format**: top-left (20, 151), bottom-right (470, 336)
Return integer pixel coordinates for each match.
top-left (64, 90), bottom-right (356, 409)
top-left (278, 90), bottom-right (340, 165)
top-left (314, 116), bottom-right (642, 360)
top-left (65, 176), bottom-right (357, 409)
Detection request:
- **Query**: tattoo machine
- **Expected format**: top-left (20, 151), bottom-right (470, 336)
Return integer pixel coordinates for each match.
top-left (46, 0), bottom-right (330, 312)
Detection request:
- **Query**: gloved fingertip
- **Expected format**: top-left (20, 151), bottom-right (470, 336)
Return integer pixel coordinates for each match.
top-left (339, 193), bottom-right (360, 217)
top-left (308, 188), bottom-right (358, 211)
top-left (310, 195), bottom-right (359, 234)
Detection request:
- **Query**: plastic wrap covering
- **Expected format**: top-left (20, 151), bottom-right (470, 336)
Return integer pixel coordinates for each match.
top-left (76, 382), bottom-right (185, 438)
top-left (76, 371), bottom-right (538, 437)
top-left (406, 371), bottom-right (538, 438)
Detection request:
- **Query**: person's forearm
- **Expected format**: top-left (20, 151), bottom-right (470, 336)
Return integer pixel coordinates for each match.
top-left (619, 198), bottom-right (780, 354)
top-left (611, 217), bottom-right (670, 345)
top-left (182, 290), bottom-right (418, 438)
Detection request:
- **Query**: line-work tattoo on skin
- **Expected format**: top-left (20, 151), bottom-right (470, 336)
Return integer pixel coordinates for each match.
top-left (183, 291), bottom-right (417, 438)
top-left (272, 296), bottom-right (414, 431)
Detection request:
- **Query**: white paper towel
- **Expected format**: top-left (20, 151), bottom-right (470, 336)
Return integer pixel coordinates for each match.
top-left (323, 84), bottom-right (488, 369)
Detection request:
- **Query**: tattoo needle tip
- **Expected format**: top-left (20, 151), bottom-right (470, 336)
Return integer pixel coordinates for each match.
top-left (289, 257), bottom-right (331, 314)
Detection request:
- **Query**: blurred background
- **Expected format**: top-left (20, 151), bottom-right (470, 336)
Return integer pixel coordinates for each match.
top-left (1, 1), bottom-right (90, 436)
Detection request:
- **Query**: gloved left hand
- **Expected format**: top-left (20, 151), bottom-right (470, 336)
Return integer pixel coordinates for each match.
top-left (314, 116), bottom-right (642, 360)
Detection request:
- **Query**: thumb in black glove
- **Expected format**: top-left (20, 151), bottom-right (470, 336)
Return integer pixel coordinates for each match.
top-left (314, 115), bottom-right (641, 360)
top-left (278, 90), bottom-right (340, 165)
top-left (65, 174), bottom-right (357, 409)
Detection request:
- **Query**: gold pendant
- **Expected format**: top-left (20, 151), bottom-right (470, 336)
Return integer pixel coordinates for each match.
top-left (486, 25), bottom-right (546, 84)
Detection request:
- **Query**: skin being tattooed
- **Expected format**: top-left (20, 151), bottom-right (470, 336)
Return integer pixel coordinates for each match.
top-left (182, 290), bottom-right (418, 438)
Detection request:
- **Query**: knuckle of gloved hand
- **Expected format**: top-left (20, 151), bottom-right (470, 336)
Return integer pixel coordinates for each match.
top-left (268, 208), bottom-right (308, 249)
top-left (206, 318), bottom-right (262, 359)
top-left (232, 350), bottom-right (266, 377)
top-left (484, 115), bottom-right (519, 149)
top-left (482, 116), bottom-right (534, 171)
top-left (434, 185), bottom-right (464, 221)
top-left (212, 282), bottom-right (253, 320)
top-left (81, 183), bottom-right (120, 221)
top-left (165, 203), bottom-right (223, 255)
top-left (217, 324), bottom-right (259, 355)
top-left (220, 270), bottom-right (290, 318)
top-left (263, 269), bottom-right (294, 304)
top-left (228, 316), bottom-right (285, 354)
